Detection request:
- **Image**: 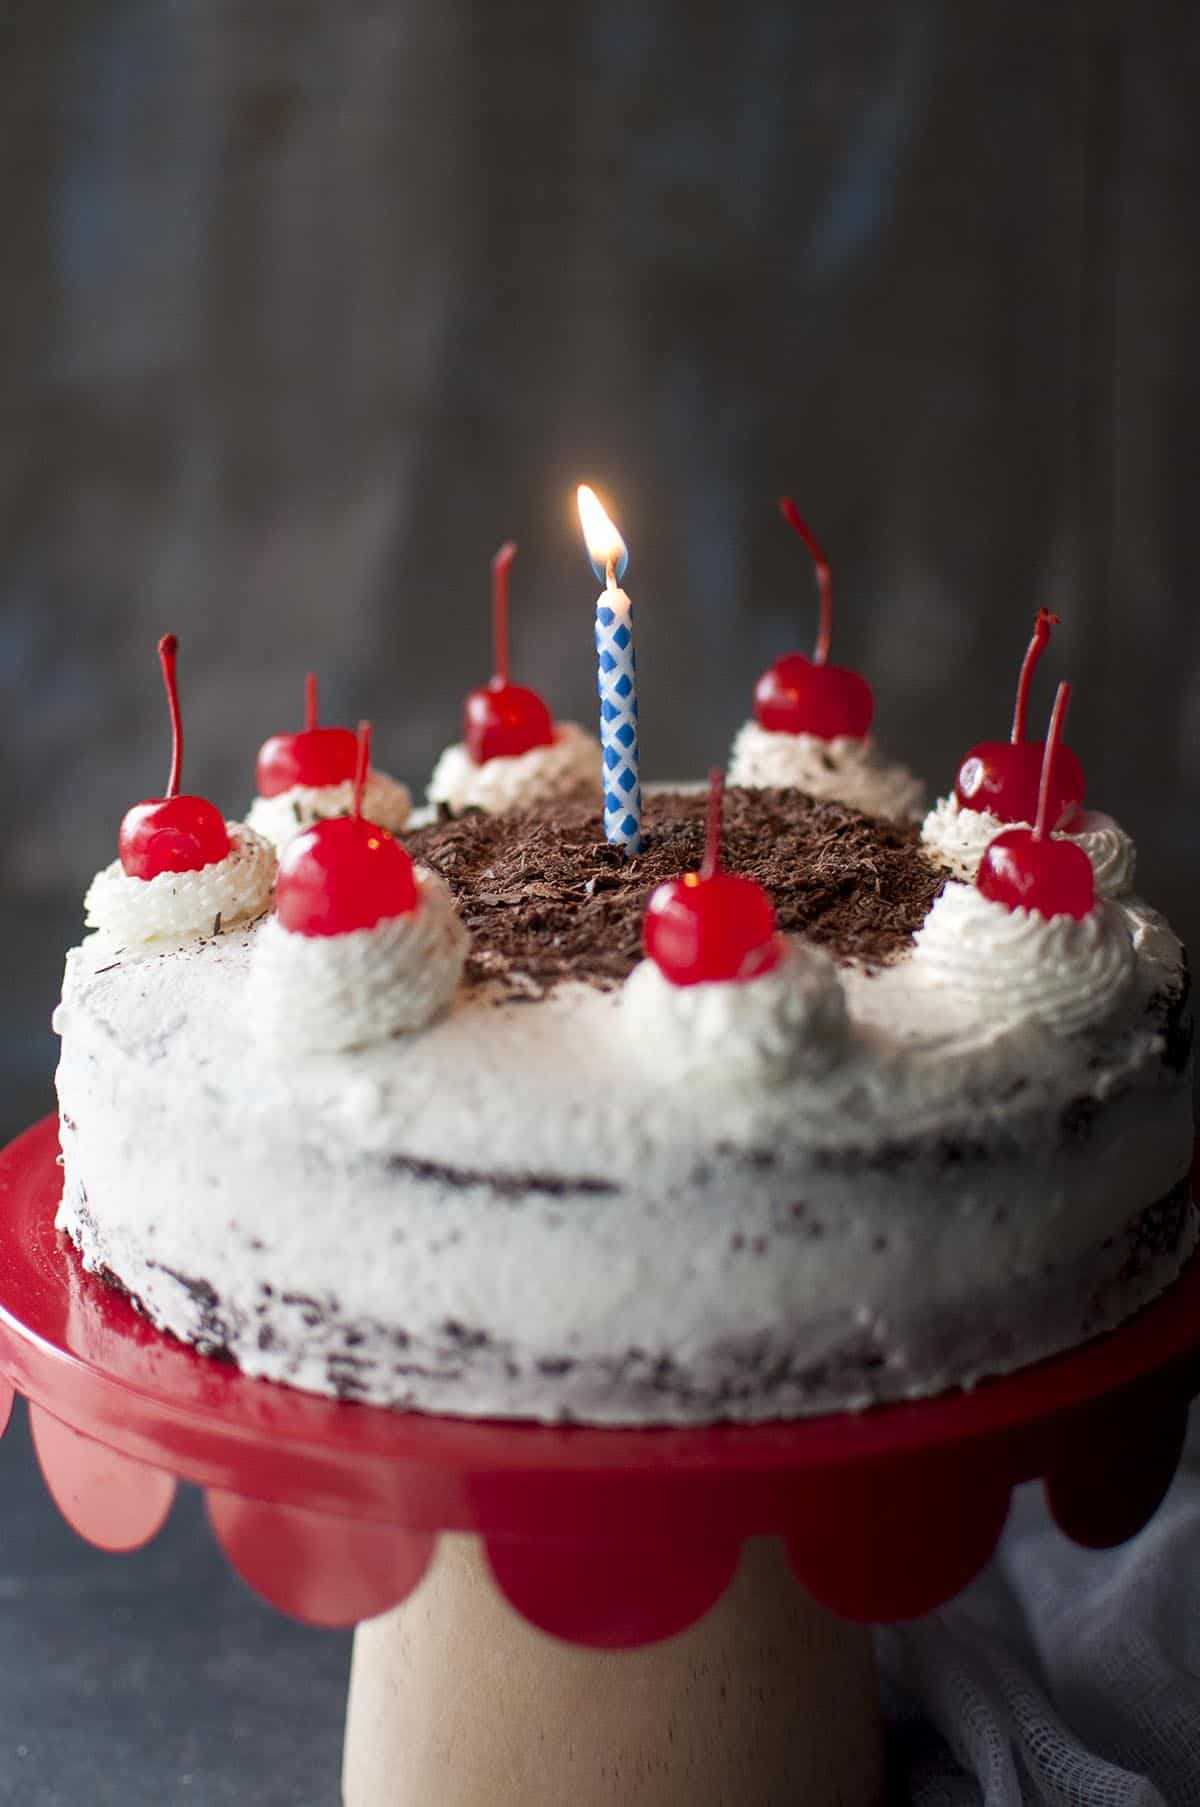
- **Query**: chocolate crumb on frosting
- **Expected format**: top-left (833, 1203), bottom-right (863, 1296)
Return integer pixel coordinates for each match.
top-left (406, 787), bottom-right (944, 996)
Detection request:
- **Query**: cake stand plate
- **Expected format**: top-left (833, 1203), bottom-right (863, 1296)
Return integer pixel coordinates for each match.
top-left (2, 1116), bottom-right (1198, 1807)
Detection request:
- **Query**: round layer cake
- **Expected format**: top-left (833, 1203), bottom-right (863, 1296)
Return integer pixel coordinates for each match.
top-left (53, 789), bottom-right (1194, 1425)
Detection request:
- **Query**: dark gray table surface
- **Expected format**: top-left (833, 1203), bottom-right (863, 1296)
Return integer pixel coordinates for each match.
top-left (0, 1400), bottom-right (350, 1806)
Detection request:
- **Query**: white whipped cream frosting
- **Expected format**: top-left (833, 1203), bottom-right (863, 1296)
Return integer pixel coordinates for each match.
top-left (911, 881), bottom-right (1136, 1037)
top-left (249, 867), bottom-right (467, 1051)
top-left (622, 939), bottom-right (850, 1087)
top-left (727, 722), bottom-right (925, 821)
top-left (84, 824), bottom-right (276, 944)
top-left (426, 721), bottom-right (601, 816)
top-left (920, 795), bottom-right (1137, 896)
top-left (246, 769), bottom-right (412, 855)
top-left (53, 845), bottom-right (1191, 1423)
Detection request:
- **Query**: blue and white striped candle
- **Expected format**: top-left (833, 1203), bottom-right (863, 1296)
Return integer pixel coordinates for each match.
top-left (577, 484), bottom-right (642, 856)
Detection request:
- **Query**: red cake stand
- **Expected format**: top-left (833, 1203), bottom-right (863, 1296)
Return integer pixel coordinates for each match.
top-left (2, 1116), bottom-right (1198, 1807)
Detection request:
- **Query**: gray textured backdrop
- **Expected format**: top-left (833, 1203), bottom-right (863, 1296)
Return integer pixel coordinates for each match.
top-left (2, 0), bottom-right (1199, 1137)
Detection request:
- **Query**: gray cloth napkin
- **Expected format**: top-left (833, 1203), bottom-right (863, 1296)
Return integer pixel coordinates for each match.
top-left (880, 1409), bottom-right (1200, 1804)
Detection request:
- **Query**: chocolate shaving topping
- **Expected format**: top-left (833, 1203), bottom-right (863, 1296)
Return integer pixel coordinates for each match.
top-left (406, 788), bottom-right (944, 998)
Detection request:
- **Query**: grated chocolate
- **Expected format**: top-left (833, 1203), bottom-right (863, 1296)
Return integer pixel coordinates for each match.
top-left (406, 787), bottom-right (944, 998)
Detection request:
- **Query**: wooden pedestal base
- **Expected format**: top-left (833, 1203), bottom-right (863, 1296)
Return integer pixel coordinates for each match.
top-left (342, 1534), bottom-right (883, 1807)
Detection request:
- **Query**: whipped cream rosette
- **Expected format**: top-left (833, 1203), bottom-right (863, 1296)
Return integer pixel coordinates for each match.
top-left (921, 796), bottom-right (1135, 896)
top-left (728, 722), bottom-right (925, 821)
top-left (624, 939), bottom-right (849, 1086)
top-left (85, 822), bottom-right (275, 943)
top-left (426, 721), bottom-right (601, 817)
top-left (247, 769), bottom-right (412, 855)
top-left (912, 880), bottom-right (1135, 1037)
top-left (251, 866), bottom-right (467, 1052)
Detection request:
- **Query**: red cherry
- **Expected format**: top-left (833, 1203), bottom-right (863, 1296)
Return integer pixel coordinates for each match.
top-left (954, 609), bottom-right (1085, 826)
top-left (644, 772), bottom-right (783, 986)
top-left (753, 654), bottom-right (874, 741)
top-left (274, 722), bottom-right (418, 937)
top-left (977, 828), bottom-right (1094, 920)
top-left (465, 682), bottom-right (556, 764)
top-left (118, 635), bottom-right (231, 879)
top-left (751, 499), bottom-right (875, 741)
top-left (464, 541), bottom-right (556, 764)
top-left (976, 683), bottom-right (1095, 920)
top-left (256, 673), bottom-right (358, 798)
top-left (119, 796), bottom-right (231, 878)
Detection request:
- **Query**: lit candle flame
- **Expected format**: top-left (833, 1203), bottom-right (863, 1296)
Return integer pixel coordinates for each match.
top-left (577, 484), bottom-right (629, 583)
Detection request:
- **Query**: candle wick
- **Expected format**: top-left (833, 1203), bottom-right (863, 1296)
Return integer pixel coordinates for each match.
top-left (605, 559), bottom-right (618, 592)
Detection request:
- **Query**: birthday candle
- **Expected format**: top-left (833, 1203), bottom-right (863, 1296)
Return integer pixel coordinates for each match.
top-left (577, 485), bottom-right (642, 856)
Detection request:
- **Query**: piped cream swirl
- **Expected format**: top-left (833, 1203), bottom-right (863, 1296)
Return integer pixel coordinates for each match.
top-left (249, 868), bottom-right (467, 1051)
top-left (622, 940), bottom-right (850, 1086)
top-left (911, 881), bottom-right (1135, 1037)
top-left (246, 770), bottom-right (412, 855)
top-left (727, 722), bottom-right (924, 821)
top-left (921, 796), bottom-right (1136, 897)
top-left (84, 824), bottom-right (276, 944)
top-left (427, 722), bottom-right (601, 816)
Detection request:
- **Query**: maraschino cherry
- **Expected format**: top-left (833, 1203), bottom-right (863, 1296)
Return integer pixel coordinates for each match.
top-left (464, 541), bottom-right (556, 765)
top-left (955, 608), bottom-right (1085, 828)
top-left (644, 771), bottom-right (783, 986)
top-left (275, 722), bottom-right (418, 937)
top-left (977, 683), bottom-right (1094, 921)
top-left (752, 499), bottom-right (874, 741)
top-left (255, 672), bottom-right (358, 798)
top-left (118, 635), bottom-right (231, 880)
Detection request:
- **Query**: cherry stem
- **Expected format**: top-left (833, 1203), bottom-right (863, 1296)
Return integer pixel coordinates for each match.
top-left (305, 672), bottom-right (319, 732)
top-left (353, 720), bottom-right (371, 822)
top-left (492, 541), bottom-right (517, 686)
top-left (701, 768), bottom-right (724, 881)
top-left (1034, 681), bottom-right (1071, 840)
top-left (158, 634), bottom-right (183, 799)
top-left (779, 497), bottom-right (833, 666)
top-left (1010, 608), bottom-right (1060, 745)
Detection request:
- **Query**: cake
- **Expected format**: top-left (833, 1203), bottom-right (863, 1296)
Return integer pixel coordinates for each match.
top-left (53, 774), bottom-right (1194, 1425)
top-left (46, 585), bottom-right (1197, 1428)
